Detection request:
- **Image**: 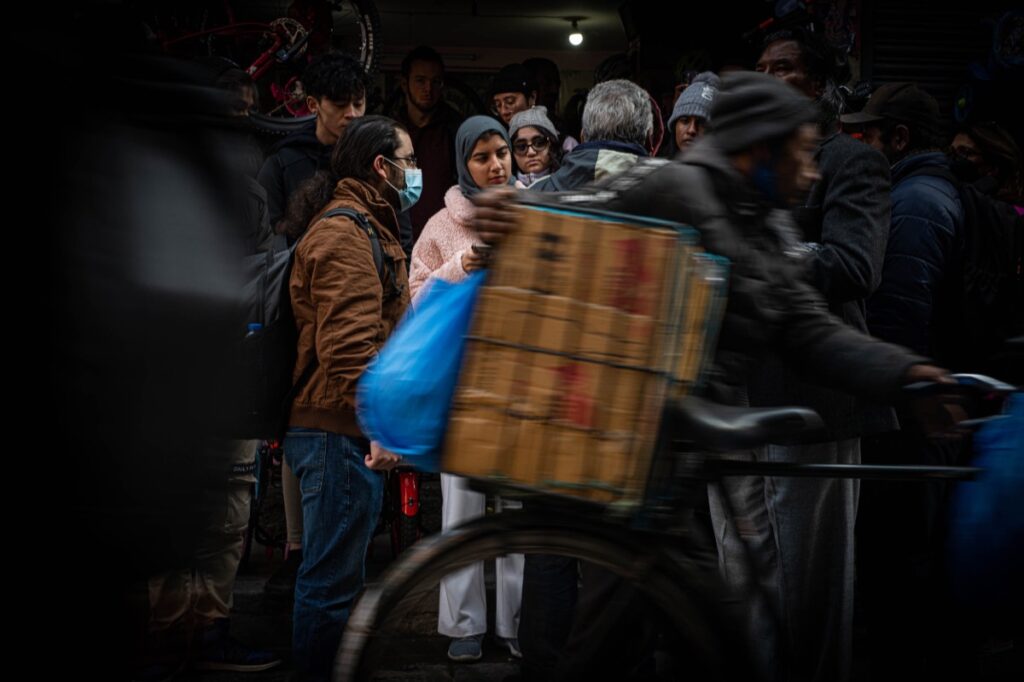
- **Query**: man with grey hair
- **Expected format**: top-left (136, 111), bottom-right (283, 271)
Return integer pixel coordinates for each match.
top-left (528, 79), bottom-right (651, 192)
top-left (518, 78), bottom-right (653, 679)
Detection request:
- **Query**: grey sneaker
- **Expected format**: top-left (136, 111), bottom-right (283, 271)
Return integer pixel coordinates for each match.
top-left (447, 634), bottom-right (484, 662)
top-left (496, 636), bottom-right (522, 658)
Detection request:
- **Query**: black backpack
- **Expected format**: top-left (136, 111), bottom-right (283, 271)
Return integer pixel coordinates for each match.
top-left (906, 167), bottom-right (1024, 369)
top-left (232, 207), bottom-right (391, 440)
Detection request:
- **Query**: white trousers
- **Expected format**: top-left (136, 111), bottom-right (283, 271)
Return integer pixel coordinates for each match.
top-left (437, 473), bottom-right (524, 638)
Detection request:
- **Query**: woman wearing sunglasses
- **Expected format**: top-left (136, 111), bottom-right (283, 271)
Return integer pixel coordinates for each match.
top-left (509, 106), bottom-right (563, 188)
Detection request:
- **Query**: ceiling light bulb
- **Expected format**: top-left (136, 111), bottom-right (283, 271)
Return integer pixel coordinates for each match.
top-left (569, 20), bottom-right (583, 46)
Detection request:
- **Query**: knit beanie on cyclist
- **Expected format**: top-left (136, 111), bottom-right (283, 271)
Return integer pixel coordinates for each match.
top-left (709, 71), bottom-right (817, 154)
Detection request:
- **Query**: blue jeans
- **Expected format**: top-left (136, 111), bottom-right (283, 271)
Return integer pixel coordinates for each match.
top-left (284, 428), bottom-right (383, 682)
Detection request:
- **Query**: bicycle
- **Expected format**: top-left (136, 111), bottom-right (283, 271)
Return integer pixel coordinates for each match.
top-left (144, 0), bottom-right (381, 135)
top-left (335, 374), bottom-right (1014, 680)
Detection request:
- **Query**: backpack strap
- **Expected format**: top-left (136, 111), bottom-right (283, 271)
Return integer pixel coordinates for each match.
top-left (321, 207), bottom-right (387, 285)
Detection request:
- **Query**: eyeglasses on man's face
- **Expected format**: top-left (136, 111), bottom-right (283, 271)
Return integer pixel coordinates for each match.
top-left (390, 155), bottom-right (419, 168)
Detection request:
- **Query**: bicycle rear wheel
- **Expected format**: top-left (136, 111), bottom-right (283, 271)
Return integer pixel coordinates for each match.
top-left (336, 508), bottom-right (753, 681)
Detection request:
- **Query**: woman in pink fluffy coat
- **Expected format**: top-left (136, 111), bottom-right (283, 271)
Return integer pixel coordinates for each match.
top-left (408, 116), bottom-right (524, 663)
top-left (409, 116), bottom-right (514, 299)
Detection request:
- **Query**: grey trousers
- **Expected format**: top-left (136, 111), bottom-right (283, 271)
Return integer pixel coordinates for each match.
top-left (707, 438), bottom-right (859, 682)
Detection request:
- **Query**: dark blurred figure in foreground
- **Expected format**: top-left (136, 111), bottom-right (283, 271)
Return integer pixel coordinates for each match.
top-left (29, 5), bottom-right (278, 679)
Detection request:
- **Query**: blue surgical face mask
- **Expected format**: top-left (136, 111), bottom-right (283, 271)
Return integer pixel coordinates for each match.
top-left (384, 158), bottom-right (423, 212)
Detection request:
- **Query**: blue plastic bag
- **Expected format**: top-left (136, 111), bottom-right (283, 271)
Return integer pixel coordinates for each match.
top-left (357, 271), bottom-right (486, 469)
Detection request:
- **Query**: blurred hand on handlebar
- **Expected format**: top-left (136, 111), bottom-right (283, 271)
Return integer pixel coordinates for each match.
top-left (902, 364), bottom-right (969, 435)
top-left (903, 364), bottom-right (955, 385)
top-left (471, 186), bottom-right (519, 246)
top-left (461, 247), bottom-right (490, 273)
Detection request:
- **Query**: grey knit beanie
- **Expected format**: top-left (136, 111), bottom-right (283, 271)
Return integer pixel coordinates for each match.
top-left (667, 71), bottom-right (721, 132)
top-left (509, 105), bottom-right (560, 141)
top-left (708, 71), bottom-right (817, 154)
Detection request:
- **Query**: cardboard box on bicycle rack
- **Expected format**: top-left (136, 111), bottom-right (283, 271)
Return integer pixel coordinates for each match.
top-left (489, 207), bottom-right (596, 298)
top-left (493, 351), bottom-right (651, 434)
top-left (443, 405), bottom-right (506, 479)
top-left (444, 405), bottom-right (548, 487)
top-left (474, 288), bottom-right (586, 353)
top-left (540, 428), bottom-right (652, 504)
top-left (670, 253), bottom-right (730, 397)
top-left (453, 340), bottom-right (513, 408)
top-left (542, 423), bottom-right (594, 493)
top-left (445, 201), bottom-right (716, 505)
top-left (472, 286), bottom-right (658, 369)
top-left (589, 221), bottom-right (680, 317)
top-left (591, 434), bottom-right (635, 502)
top-left (579, 303), bottom-right (658, 369)
top-left (501, 415), bottom-right (549, 486)
top-left (450, 326), bottom-right (674, 501)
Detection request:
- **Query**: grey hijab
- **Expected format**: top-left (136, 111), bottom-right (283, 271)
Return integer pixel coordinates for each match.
top-left (456, 115), bottom-right (513, 197)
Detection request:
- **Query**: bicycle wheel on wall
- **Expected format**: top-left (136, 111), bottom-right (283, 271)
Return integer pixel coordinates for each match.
top-left (250, 0), bottom-right (382, 136)
top-left (329, 0), bottom-right (381, 75)
top-left (336, 509), bottom-right (754, 681)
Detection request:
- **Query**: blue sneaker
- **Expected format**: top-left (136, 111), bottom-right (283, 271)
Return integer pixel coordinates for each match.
top-left (447, 634), bottom-right (484, 662)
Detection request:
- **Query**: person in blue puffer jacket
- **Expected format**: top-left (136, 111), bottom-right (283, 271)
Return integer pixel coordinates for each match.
top-left (842, 82), bottom-right (968, 680)
top-left (843, 82), bottom-right (964, 357)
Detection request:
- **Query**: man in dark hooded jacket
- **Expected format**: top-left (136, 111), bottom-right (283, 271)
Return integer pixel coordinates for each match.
top-left (473, 71), bottom-right (951, 682)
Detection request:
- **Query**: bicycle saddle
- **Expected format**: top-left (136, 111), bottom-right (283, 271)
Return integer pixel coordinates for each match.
top-left (667, 395), bottom-right (824, 452)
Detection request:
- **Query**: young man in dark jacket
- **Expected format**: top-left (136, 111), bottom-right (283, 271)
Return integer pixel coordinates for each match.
top-left (257, 53), bottom-right (369, 234)
top-left (257, 53), bottom-right (372, 597)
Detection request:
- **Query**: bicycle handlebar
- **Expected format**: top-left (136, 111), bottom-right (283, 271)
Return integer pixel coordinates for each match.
top-left (903, 373), bottom-right (1016, 398)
